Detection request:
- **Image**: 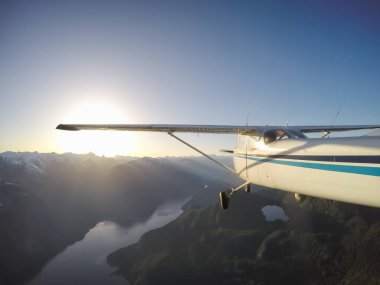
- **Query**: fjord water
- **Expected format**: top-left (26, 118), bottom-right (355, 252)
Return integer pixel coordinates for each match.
top-left (27, 198), bottom-right (190, 285)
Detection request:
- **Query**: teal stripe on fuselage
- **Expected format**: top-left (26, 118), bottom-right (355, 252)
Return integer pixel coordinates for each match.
top-left (235, 155), bottom-right (380, 177)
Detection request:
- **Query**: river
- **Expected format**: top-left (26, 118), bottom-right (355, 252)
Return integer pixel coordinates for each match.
top-left (27, 198), bottom-right (190, 285)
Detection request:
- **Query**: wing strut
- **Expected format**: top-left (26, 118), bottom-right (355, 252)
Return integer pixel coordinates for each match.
top-left (168, 132), bottom-right (251, 210)
top-left (167, 132), bottom-right (237, 175)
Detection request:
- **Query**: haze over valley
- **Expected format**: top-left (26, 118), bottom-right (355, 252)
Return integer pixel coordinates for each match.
top-left (0, 152), bottom-right (239, 284)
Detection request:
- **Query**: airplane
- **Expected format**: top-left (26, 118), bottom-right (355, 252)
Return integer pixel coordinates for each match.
top-left (56, 123), bottom-right (380, 209)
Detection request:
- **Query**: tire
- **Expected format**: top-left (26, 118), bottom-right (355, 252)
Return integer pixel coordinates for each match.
top-left (219, 192), bottom-right (229, 209)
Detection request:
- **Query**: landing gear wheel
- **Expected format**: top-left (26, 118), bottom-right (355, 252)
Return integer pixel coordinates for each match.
top-left (294, 193), bottom-right (306, 203)
top-left (219, 191), bottom-right (229, 209)
top-left (245, 184), bottom-right (251, 193)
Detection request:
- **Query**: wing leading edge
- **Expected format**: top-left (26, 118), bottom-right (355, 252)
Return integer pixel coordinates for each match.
top-left (56, 124), bottom-right (380, 134)
top-left (296, 125), bottom-right (380, 133)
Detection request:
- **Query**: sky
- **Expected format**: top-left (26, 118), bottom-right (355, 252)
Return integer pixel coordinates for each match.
top-left (0, 0), bottom-right (379, 157)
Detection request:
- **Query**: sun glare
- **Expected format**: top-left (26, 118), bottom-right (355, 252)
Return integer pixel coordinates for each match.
top-left (58, 101), bottom-right (135, 157)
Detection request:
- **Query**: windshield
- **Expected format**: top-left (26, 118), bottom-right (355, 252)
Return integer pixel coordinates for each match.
top-left (263, 129), bottom-right (307, 144)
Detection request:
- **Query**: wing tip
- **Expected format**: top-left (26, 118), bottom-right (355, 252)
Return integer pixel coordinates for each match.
top-left (56, 124), bottom-right (79, 131)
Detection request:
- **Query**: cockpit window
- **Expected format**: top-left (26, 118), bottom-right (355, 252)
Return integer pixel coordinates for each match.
top-left (287, 129), bottom-right (307, 139)
top-left (263, 129), bottom-right (306, 144)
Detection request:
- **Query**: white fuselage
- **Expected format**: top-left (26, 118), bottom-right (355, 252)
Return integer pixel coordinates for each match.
top-left (233, 135), bottom-right (380, 207)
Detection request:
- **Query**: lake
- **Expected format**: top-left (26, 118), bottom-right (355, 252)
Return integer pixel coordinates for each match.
top-left (27, 198), bottom-right (190, 285)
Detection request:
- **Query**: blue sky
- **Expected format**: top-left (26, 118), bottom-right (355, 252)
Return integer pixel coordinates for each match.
top-left (0, 0), bottom-right (379, 156)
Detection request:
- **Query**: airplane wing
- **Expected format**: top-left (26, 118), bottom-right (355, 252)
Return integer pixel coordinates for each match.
top-left (56, 124), bottom-right (380, 134)
top-left (56, 124), bottom-right (257, 134)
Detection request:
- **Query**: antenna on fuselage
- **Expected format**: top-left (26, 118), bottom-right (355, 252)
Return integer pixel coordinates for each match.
top-left (331, 107), bottom-right (342, 126)
top-left (322, 107), bottom-right (342, 138)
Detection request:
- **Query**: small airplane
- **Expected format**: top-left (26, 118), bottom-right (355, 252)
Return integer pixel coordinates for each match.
top-left (57, 124), bottom-right (380, 209)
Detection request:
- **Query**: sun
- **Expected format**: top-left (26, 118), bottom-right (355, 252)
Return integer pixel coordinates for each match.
top-left (58, 101), bottom-right (135, 157)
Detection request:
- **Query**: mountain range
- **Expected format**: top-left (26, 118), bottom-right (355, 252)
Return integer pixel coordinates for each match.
top-left (2, 152), bottom-right (380, 285)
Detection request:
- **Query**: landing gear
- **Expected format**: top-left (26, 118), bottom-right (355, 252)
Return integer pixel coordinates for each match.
top-left (219, 191), bottom-right (229, 209)
top-left (294, 193), bottom-right (306, 203)
top-left (219, 182), bottom-right (251, 209)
